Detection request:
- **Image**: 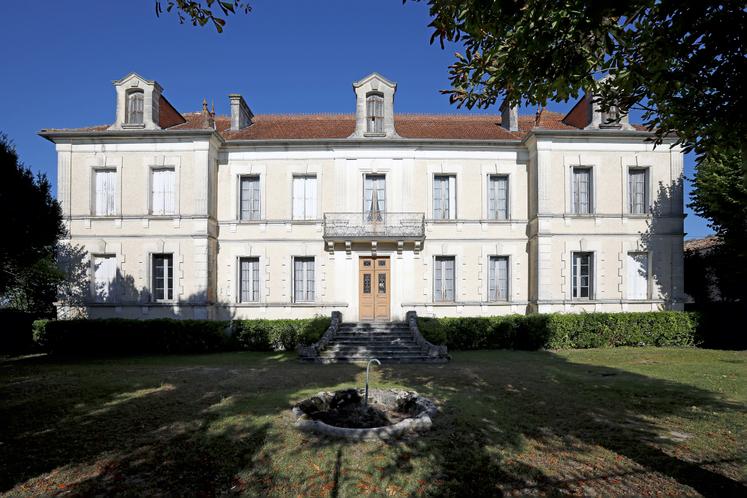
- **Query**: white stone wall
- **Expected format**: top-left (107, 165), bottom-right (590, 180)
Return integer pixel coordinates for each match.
top-left (56, 131), bottom-right (684, 321)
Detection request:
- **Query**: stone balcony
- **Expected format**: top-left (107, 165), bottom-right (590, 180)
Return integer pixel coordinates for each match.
top-left (323, 212), bottom-right (425, 253)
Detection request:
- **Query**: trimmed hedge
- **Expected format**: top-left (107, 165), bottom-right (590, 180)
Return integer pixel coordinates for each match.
top-left (1, 310), bottom-right (39, 353)
top-left (418, 311), bottom-right (699, 350)
top-left (32, 316), bottom-right (331, 356)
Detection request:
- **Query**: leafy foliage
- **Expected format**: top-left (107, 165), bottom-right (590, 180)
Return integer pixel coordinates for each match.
top-left (0, 134), bottom-right (64, 314)
top-left (155, 0), bottom-right (250, 32)
top-left (416, 0), bottom-right (747, 158)
top-left (418, 312), bottom-right (700, 350)
top-left (32, 316), bottom-right (331, 355)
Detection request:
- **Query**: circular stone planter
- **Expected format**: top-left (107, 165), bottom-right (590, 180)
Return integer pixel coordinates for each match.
top-left (292, 388), bottom-right (437, 441)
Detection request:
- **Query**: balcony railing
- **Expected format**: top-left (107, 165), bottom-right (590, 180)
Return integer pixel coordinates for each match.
top-left (323, 212), bottom-right (425, 240)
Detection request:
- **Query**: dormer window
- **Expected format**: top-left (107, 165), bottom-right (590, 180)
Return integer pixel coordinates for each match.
top-left (126, 90), bottom-right (144, 125)
top-left (600, 105), bottom-right (622, 129)
top-left (366, 92), bottom-right (384, 133)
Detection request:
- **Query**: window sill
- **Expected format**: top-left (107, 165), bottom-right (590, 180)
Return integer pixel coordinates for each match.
top-left (363, 132), bottom-right (386, 138)
top-left (121, 123), bottom-right (145, 129)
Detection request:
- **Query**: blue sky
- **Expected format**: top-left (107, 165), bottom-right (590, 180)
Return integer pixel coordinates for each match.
top-left (0, 0), bottom-right (711, 238)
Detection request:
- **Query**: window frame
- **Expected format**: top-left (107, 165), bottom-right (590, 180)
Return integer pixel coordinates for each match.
top-left (433, 174), bottom-right (457, 220)
top-left (626, 251), bottom-right (650, 300)
top-left (238, 175), bottom-right (261, 221)
top-left (150, 167), bottom-right (176, 216)
top-left (151, 253), bottom-right (174, 303)
top-left (293, 256), bottom-right (316, 303)
top-left (91, 254), bottom-right (117, 303)
top-left (238, 257), bottom-right (260, 303)
top-left (487, 174), bottom-right (509, 220)
top-left (488, 255), bottom-right (510, 302)
top-left (292, 174), bottom-right (318, 221)
top-left (363, 173), bottom-right (386, 217)
top-left (571, 167), bottom-right (594, 215)
top-left (571, 251), bottom-right (594, 300)
top-left (628, 167), bottom-right (649, 215)
top-left (92, 168), bottom-right (117, 216)
top-left (433, 256), bottom-right (456, 303)
top-left (365, 92), bottom-right (384, 134)
top-left (125, 89), bottom-right (144, 125)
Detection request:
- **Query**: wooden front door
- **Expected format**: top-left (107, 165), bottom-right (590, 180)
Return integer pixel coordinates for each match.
top-left (359, 257), bottom-right (390, 321)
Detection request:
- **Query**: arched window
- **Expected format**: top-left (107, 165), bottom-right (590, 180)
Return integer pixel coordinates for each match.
top-left (126, 90), bottom-right (144, 125)
top-left (366, 92), bottom-right (384, 133)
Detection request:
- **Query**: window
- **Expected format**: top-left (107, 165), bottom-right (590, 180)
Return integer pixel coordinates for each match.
top-left (433, 175), bottom-right (456, 220)
top-left (627, 252), bottom-right (649, 300)
top-left (366, 92), bottom-right (384, 133)
top-left (152, 254), bottom-right (174, 302)
top-left (239, 257), bottom-right (260, 302)
top-left (571, 252), bottom-right (593, 299)
top-left (488, 256), bottom-right (509, 301)
top-left (240, 176), bottom-right (261, 220)
top-left (126, 90), bottom-right (144, 125)
top-left (94, 169), bottom-right (116, 216)
top-left (628, 168), bottom-right (648, 214)
top-left (293, 257), bottom-right (315, 302)
top-left (600, 105), bottom-right (621, 128)
top-left (92, 255), bottom-right (117, 302)
top-left (151, 168), bottom-right (175, 215)
top-left (433, 256), bottom-right (455, 302)
top-left (572, 167), bottom-right (593, 214)
top-left (292, 175), bottom-right (317, 220)
top-left (488, 175), bottom-right (509, 220)
top-left (364, 174), bottom-right (385, 220)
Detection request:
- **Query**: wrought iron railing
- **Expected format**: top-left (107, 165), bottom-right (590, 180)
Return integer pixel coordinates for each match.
top-left (323, 212), bottom-right (425, 239)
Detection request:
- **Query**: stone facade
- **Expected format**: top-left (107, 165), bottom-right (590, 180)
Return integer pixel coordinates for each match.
top-left (40, 72), bottom-right (685, 321)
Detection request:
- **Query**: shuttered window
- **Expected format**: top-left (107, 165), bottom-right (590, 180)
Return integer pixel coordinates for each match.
top-left (293, 257), bottom-right (315, 302)
top-left (240, 176), bottom-right (261, 220)
top-left (239, 257), bottom-right (260, 302)
top-left (627, 252), bottom-right (649, 300)
top-left (488, 256), bottom-right (509, 301)
top-left (292, 176), bottom-right (317, 220)
top-left (92, 255), bottom-right (117, 302)
top-left (628, 168), bottom-right (648, 214)
top-left (126, 90), bottom-right (144, 125)
top-left (94, 169), bottom-right (116, 216)
top-left (488, 175), bottom-right (508, 220)
top-left (364, 174), bottom-right (385, 219)
top-left (571, 252), bottom-right (593, 299)
top-left (433, 175), bottom-right (456, 220)
top-left (366, 92), bottom-right (384, 133)
top-left (152, 254), bottom-right (173, 301)
top-left (572, 167), bottom-right (593, 214)
top-left (434, 256), bottom-right (455, 302)
top-left (151, 168), bottom-right (175, 215)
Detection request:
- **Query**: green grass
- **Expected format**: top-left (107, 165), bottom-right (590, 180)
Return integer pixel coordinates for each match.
top-left (1, 348), bottom-right (745, 496)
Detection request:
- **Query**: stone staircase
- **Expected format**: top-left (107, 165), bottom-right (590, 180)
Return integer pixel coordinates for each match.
top-left (312, 322), bottom-right (446, 364)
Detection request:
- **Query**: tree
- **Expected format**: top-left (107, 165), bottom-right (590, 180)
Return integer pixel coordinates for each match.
top-left (417, 0), bottom-right (746, 162)
top-left (0, 134), bottom-right (65, 314)
top-left (155, 0), bottom-right (250, 32)
top-left (688, 148), bottom-right (746, 302)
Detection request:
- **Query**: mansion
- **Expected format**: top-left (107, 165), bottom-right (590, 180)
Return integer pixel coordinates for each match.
top-left (41, 72), bottom-right (685, 321)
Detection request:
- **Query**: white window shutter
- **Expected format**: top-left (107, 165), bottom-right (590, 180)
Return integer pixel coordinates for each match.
top-left (152, 170), bottom-right (163, 215)
top-left (164, 169), bottom-right (175, 215)
top-left (292, 177), bottom-right (304, 219)
top-left (448, 176), bottom-right (456, 219)
top-left (305, 177), bottom-right (317, 219)
top-left (627, 253), bottom-right (648, 299)
top-left (93, 256), bottom-right (116, 302)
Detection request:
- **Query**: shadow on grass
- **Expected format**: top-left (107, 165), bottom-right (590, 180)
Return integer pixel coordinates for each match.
top-left (1, 350), bottom-right (745, 496)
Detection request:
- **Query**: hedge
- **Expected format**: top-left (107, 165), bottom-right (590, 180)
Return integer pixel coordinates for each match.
top-left (0, 309), bottom-right (40, 353)
top-left (418, 311), bottom-right (700, 350)
top-left (32, 316), bottom-right (331, 356)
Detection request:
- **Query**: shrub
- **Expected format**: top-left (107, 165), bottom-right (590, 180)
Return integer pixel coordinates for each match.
top-left (232, 317), bottom-right (330, 351)
top-left (32, 318), bottom-right (231, 355)
top-left (418, 311), bottom-right (699, 350)
top-left (0, 309), bottom-right (38, 353)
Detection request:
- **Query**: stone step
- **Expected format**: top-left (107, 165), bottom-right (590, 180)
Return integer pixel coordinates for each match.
top-left (324, 346), bottom-right (425, 354)
top-left (315, 355), bottom-right (444, 364)
top-left (337, 329), bottom-right (410, 334)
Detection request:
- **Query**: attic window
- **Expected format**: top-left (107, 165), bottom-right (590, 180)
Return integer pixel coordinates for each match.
top-left (366, 92), bottom-right (384, 133)
top-left (126, 89), bottom-right (144, 125)
top-left (600, 105), bottom-right (621, 129)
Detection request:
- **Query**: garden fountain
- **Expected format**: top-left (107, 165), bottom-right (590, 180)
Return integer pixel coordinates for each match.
top-left (292, 358), bottom-right (437, 440)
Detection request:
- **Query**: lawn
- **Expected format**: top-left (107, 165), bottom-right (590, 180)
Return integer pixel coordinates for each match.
top-left (1, 348), bottom-right (745, 496)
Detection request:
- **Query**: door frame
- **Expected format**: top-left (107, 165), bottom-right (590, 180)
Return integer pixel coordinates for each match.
top-left (358, 255), bottom-right (391, 322)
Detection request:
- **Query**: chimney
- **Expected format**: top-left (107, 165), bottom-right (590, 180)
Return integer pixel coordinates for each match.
top-left (500, 99), bottom-right (519, 132)
top-left (229, 94), bottom-right (253, 130)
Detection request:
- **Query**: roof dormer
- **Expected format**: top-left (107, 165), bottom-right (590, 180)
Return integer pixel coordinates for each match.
top-left (563, 75), bottom-right (634, 131)
top-left (350, 72), bottom-right (398, 139)
top-left (109, 72), bottom-right (163, 130)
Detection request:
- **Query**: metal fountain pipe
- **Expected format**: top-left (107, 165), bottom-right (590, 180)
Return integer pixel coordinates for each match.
top-left (365, 358), bottom-right (381, 406)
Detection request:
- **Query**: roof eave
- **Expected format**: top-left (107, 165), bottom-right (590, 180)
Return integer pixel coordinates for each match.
top-left (38, 129), bottom-right (219, 143)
